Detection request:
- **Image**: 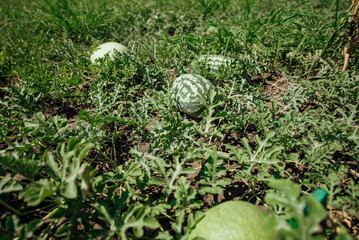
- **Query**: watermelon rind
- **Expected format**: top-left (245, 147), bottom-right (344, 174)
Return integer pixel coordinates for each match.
top-left (90, 42), bottom-right (128, 64)
top-left (170, 74), bottom-right (216, 118)
top-left (188, 201), bottom-right (278, 240)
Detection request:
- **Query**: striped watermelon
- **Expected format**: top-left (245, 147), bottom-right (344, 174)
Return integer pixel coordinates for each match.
top-left (192, 55), bottom-right (234, 72)
top-left (170, 74), bottom-right (215, 118)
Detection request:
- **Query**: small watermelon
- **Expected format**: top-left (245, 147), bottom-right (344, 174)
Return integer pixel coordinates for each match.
top-left (192, 55), bottom-right (234, 72)
top-left (188, 201), bottom-right (277, 240)
top-left (170, 74), bottom-right (215, 118)
top-left (90, 42), bottom-right (128, 64)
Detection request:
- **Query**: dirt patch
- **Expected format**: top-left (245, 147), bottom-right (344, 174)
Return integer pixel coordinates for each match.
top-left (43, 97), bottom-right (87, 119)
top-left (113, 126), bottom-right (136, 165)
top-left (0, 142), bottom-right (8, 150)
top-left (263, 74), bottom-right (288, 96)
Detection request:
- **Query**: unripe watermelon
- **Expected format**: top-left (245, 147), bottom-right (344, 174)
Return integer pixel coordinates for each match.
top-left (192, 55), bottom-right (234, 72)
top-left (188, 201), bottom-right (277, 240)
top-left (170, 74), bottom-right (215, 118)
top-left (90, 42), bottom-right (128, 64)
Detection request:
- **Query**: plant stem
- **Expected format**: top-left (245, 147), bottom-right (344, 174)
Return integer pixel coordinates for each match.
top-left (96, 146), bottom-right (118, 168)
top-left (0, 198), bottom-right (22, 215)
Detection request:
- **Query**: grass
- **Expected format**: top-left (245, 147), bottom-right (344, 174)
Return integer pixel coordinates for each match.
top-left (0, 0), bottom-right (358, 239)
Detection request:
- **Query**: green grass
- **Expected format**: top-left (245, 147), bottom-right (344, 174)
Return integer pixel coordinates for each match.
top-left (0, 0), bottom-right (358, 239)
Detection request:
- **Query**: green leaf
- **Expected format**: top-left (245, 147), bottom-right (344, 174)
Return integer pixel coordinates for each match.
top-left (149, 176), bottom-right (166, 186)
top-left (46, 154), bottom-right (61, 178)
top-left (3, 215), bottom-right (16, 240)
top-left (215, 111), bottom-right (227, 117)
top-left (0, 154), bottom-right (42, 180)
top-left (118, 204), bottom-right (160, 239)
top-left (265, 179), bottom-right (327, 239)
top-left (143, 217), bottom-right (161, 229)
top-left (133, 227), bottom-right (144, 238)
top-left (198, 149), bottom-right (230, 195)
top-left (67, 138), bottom-right (83, 151)
top-left (171, 210), bottom-right (185, 236)
top-left (181, 167), bottom-right (196, 175)
top-left (114, 191), bottom-right (130, 212)
top-left (268, 179), bottom-right (301, 199)
top-left (22, 219), bottom-right (43, 239)
top-left (19, 179), bottom-right (55, 206)
top-left (334, 226), bottom-right (353, 240)
top-left (49, 207), bottom-right (66, 220)
top-left (60, 180), bottom-right (77, 199)
top-left (2, 215), bottom-right (43, 239)
top-left (98, 204), bottom-right (116, 231)
top-left (55, 223), bottom-right (69, 238)
top-left (174, 176), bottom-right (201, 210)
top-left (75, 142), bottom-right (94, 163)
top-left (154, 231), bottom-right (173, 239)
top-left (198, 186), bottom-right (222, 195)
top-left (0, 177), bottom-right (23, 194)
top-left (215, 178), bottom-right (231, 187)
top-left (128, 162), bottom-right (142, 177)
top-left (81, 166), bottom-right (98, 192)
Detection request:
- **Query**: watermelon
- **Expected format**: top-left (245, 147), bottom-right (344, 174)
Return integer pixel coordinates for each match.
top-left (170, 74), bottom-right (215, 118)
top-left (192, 55), bottom-right (234, 72)
top-left (188, 201), bottom-right (278, 240)
top-left (90, 42), bottom-right (128, 64)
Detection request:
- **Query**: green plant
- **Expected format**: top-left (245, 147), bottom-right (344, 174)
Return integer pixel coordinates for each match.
top-left (40, 0), bottom-right (115, 42)
top-left (228, 131), bottom-right (286, 181)
top-left (198, 149), bottom-right (231, 196)
top-left (0, 215), bottom-right (43, 240)
top-left (265, 179), bottom-right (327, 240)
top-left (0, 0), bottom-right (358, 238)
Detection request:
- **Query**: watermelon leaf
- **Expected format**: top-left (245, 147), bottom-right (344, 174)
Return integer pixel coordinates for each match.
top-left (265, 179), bottom-right (327, 240)
top-left (198, 149), bottom-right (231, 196)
